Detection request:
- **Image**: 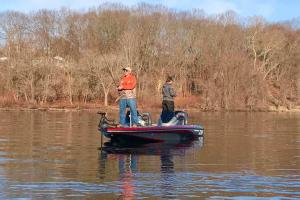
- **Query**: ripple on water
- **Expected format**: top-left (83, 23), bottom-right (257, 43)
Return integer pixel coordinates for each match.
top-left (0, 111), bottom-right (299, 199)
top-left (110, 171), bottom-right (300, 198)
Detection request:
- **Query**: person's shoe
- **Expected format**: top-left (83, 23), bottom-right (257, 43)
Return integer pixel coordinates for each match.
top-left (131, 124), bottom-right (137, 127)
top-left (117, 124), bottom-right (124, 128)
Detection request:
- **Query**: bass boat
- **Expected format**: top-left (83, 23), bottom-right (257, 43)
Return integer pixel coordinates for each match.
top-left (97, 111), bottom-right (204, 144)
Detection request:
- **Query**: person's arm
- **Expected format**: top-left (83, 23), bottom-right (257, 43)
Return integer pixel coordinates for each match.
top-left (117, 76), bottom-right (124, 90)
top-left (169, 87), bottom-right (176, 97)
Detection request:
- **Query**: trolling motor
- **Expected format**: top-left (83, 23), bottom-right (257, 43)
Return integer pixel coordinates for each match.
top-left (97, 112), bottom-right (118, 149)
top-left (97, 112), bottom-right (118, 130)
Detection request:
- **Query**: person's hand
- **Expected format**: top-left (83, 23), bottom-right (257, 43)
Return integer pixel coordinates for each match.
top-left (117, 86), bottom-right (122, 91)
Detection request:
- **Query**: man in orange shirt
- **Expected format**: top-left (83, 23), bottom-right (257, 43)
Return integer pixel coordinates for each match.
top-left (117, 66), bottom-right (139, 127)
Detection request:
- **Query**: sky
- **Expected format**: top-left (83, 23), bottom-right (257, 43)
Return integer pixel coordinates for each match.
top-left (0, 0), bottom-right (299, 22)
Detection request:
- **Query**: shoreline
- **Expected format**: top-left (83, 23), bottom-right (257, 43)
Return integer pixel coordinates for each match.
top-left (0, 105), bottom-right (299, 113)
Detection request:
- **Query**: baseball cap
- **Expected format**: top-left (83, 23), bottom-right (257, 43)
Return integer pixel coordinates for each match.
top-left (122, 66), bottom-right (132, 72)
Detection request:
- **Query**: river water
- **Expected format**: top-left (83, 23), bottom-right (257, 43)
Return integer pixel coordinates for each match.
top-left (0, 110), bottom-right (299, 199)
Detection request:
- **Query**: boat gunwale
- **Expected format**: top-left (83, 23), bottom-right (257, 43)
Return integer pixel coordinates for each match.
top-left (108, 125), bottom-right (202, 130)
top-left (101, 125), bottom-right (204, 135)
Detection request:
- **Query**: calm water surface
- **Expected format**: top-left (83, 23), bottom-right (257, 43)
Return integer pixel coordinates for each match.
top-left (0, 110), bottom-right (299, 199)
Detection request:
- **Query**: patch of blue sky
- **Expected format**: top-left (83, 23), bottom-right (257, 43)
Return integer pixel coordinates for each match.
top-left (0, 0), bottom-right (299, 22)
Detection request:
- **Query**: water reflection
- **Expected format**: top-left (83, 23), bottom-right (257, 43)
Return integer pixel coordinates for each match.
top-left (159, 149), bottom-right (175, 199)
top-left (98, 138), bottom-right (203, 199)
top-left (118, 154), bottom-right (137, 200)
top-left (1, 111), bottom-right (299, 199)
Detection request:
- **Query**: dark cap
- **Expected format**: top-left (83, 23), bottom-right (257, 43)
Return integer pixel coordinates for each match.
top-left (166, 76), bottom-right (173, 82)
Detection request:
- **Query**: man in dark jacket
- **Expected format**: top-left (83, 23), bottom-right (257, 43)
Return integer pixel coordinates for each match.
top-left (161, 76), bottom-right (176, 123)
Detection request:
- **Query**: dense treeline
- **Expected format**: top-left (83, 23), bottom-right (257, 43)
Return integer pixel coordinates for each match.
top-left (0, 4), bottom-right (299, 110)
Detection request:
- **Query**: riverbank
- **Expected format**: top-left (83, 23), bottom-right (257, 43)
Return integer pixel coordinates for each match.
top-left (0, 103), bottom-right (299, 113)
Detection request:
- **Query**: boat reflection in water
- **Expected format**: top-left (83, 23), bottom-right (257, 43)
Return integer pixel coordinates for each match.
top-left (98, 138), bottom-right (203, 199)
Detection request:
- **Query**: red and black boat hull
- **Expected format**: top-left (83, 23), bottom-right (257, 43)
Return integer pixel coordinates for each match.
top-left (99, 125), bottom-right (204, 144)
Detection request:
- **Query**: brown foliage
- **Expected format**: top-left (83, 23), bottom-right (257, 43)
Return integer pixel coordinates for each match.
top-left (0, 4), bottom-right (299, 111)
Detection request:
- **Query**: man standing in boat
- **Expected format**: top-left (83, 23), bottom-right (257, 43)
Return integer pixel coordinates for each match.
top-left (161, 76), bottom-right (177, 123)
top-left (117, 66), bottom-right (139, 127)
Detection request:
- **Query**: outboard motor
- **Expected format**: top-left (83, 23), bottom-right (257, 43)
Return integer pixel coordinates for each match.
top-left (158, 111), bottom-right (188, 126)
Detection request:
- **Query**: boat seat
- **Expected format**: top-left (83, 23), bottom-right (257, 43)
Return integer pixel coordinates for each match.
top-left (158, 111), bottom-right (188, 126)
top-left (139, 112), bottom-right (152, 126)
top-left (125, 110), bottom-right (152, 126)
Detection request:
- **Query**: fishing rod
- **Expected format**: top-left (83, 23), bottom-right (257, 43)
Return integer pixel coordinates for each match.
top-left (107, 66), bottom-right (119, 87)
top-left (102, 56), bottom-right (124, 102)
top-left (102, 56), bottom-right (118, 87)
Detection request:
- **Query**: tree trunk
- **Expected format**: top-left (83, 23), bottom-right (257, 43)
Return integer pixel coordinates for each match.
top-left (68, 73), bottom-right (73, 105)
top-left (30, 73), bottom-right (35, 103)
top-left (104, 91), bottom-right (109, 106)
top-left (101, 82), bottom-right (112, 107)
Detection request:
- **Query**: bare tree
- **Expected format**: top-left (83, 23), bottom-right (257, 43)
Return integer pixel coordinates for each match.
top-left (0, 4), bottom-right (299, 110)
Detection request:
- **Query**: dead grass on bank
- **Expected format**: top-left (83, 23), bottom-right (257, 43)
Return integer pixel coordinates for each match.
top-left (0, 95), bottom-right (17, 107)
top-left (1, 95), bottom-right (299, 112)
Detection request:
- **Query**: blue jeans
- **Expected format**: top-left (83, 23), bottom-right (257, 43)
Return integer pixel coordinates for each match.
top-left (119, 98), bottom-right (139, 126)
